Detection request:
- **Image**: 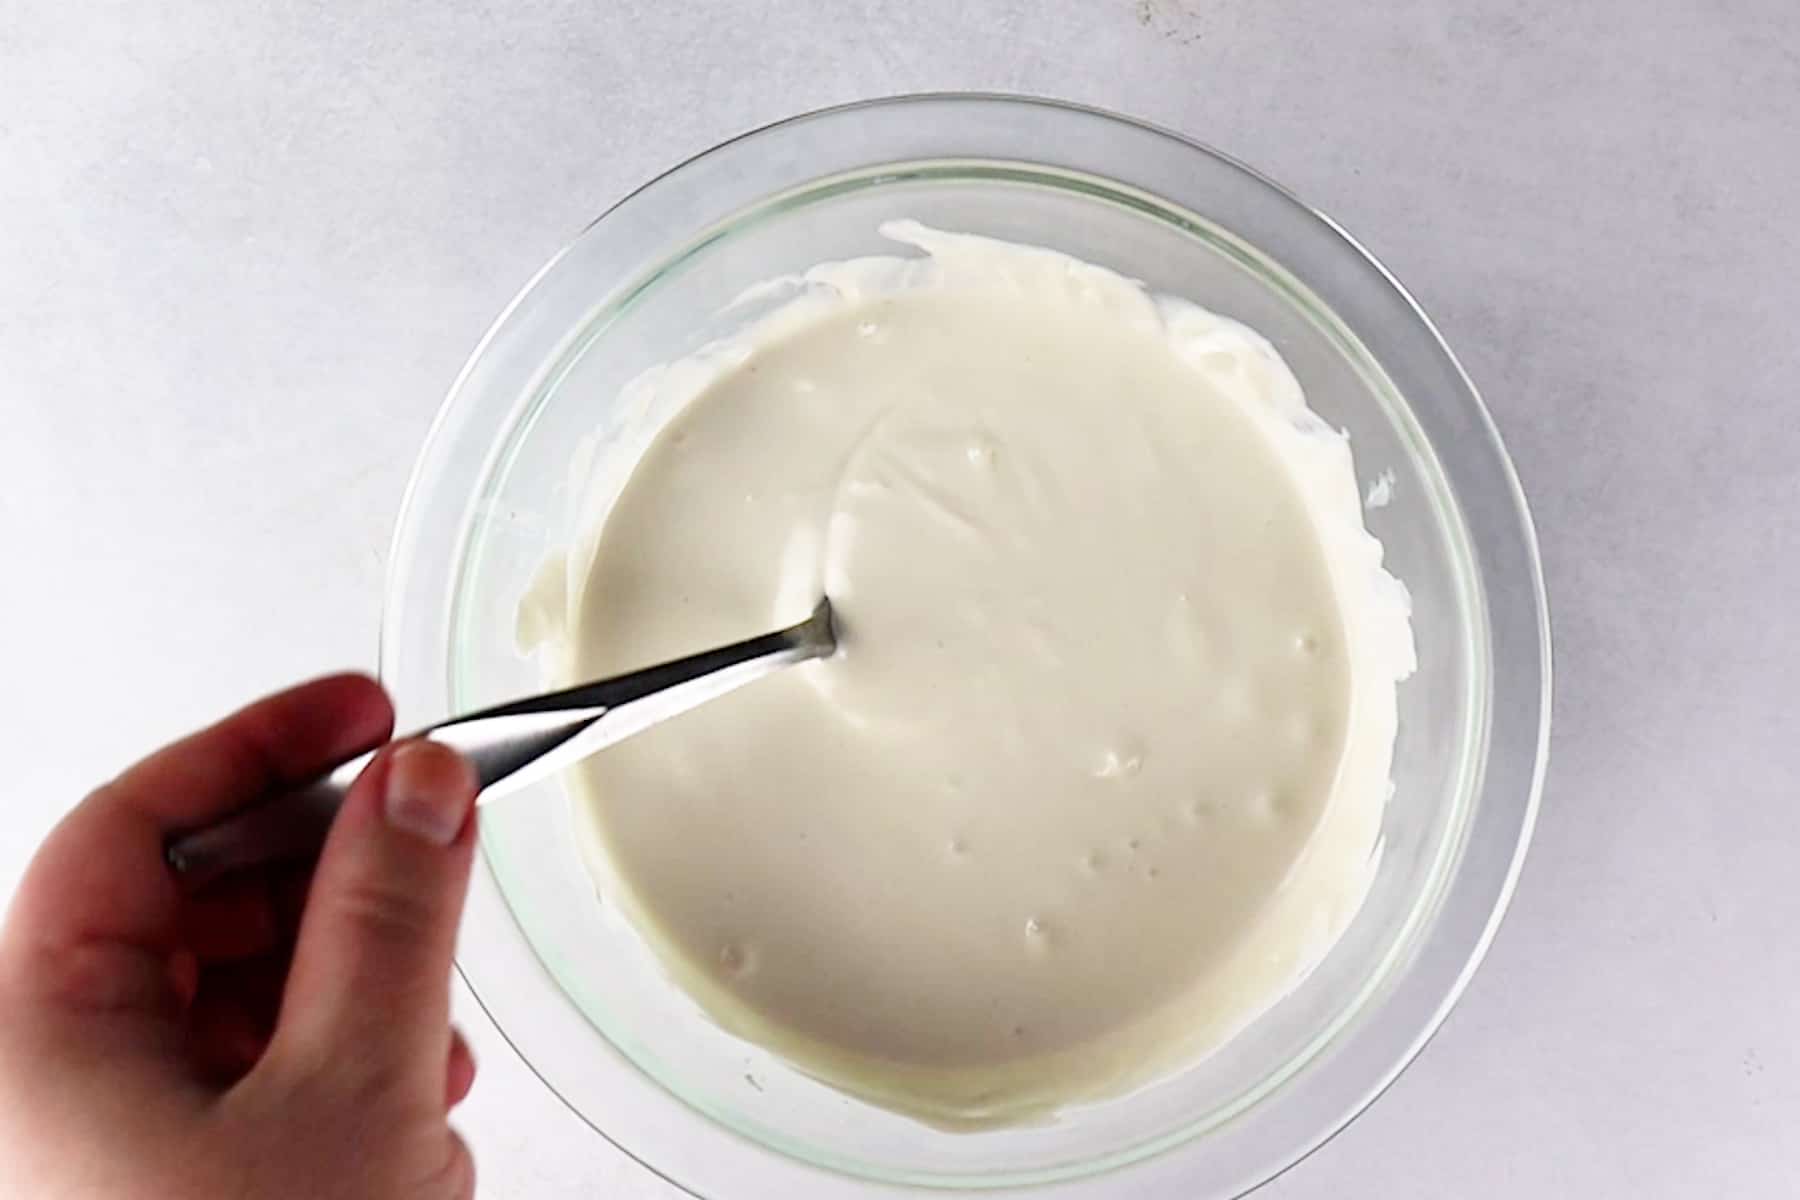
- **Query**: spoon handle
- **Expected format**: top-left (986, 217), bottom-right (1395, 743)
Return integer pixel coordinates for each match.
top-left (165, 599), bottom-right (835, 886)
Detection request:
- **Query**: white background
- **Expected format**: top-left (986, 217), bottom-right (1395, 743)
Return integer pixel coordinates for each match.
top-left (3, 1), bottom-right (1797, 1196)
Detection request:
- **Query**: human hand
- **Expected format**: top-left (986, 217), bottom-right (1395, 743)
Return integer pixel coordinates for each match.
top-left (0, 675), bottom-right (480, 1199)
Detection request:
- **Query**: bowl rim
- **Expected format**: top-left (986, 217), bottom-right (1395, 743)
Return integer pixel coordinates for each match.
top-left (383, 91), bottom-right (1552, 1198)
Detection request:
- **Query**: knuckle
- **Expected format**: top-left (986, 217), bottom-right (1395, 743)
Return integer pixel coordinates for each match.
top-left (21, 939), bottom-right (175, 1015)
top-left (421, 1132), bottom-right (477, 1200)
top-left (329, 878), bottom-right (439, 949)
top-left (339, 1051), bottom-right (419, 1110)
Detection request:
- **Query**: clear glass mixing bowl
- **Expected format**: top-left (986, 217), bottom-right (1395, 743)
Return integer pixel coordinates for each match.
top-left (381, 95), bottom-right (1550, 1198)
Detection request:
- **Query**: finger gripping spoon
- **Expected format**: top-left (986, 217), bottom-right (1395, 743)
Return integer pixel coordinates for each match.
top-left (166, 599), bottom-right (836, 886)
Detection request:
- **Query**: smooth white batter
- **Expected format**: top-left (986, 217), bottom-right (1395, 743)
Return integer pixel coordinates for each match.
top-left (520, 224), bottom-right (1414, 1127)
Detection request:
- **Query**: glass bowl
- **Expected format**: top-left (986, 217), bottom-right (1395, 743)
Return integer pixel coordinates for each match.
top-left (381, 95), bottom-right (1550, 1198)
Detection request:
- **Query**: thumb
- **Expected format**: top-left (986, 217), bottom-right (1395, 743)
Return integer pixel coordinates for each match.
top-left (266, 740), bottom-right (477, 1103)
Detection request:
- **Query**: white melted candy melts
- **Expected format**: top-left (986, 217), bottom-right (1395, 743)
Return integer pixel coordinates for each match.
top-left (525, 222), bottom-right (1415, 1128)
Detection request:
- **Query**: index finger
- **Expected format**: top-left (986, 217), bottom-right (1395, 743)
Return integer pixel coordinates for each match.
top-left (1, 675), bottom-right (392, 1004)
top-left (112, 673), bottom-right (395, 831)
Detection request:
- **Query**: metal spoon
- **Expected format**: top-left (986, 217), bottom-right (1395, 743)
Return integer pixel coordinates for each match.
top-left (165, 598), bottom-right (836, 886)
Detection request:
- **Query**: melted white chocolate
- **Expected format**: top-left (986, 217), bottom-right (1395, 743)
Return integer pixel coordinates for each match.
top-left (521, 223), bottom-right (1414, 1128)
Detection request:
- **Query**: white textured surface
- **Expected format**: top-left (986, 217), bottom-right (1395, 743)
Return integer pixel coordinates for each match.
top-left (2, 1), bottom-right (1796, 1196)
